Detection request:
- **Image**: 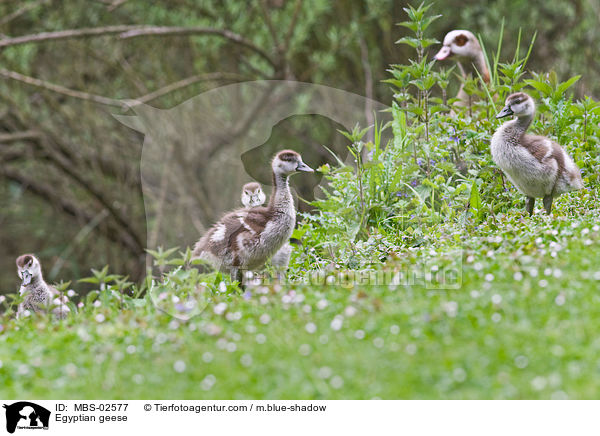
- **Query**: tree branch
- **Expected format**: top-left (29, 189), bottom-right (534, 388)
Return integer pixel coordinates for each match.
top-left (0, 0), bottom-right (49, 27)
top-left (118, 26), bottom-right (277, 68)
top-left (0, 68), bottom-right (126, 108)
top-left (0, 130), bottom-right (41, 143)
top-left (0, 166), bottom-right (141, 255)
top-left (0, 25), bottom-right (276, 68)
top-left (0, 25), bottom-right (138, 48)
top-left (129, 72), bottom-right (247, 106)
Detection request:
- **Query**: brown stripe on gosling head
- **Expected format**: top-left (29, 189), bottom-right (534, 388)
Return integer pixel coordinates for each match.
top-left (275, 150), bottom-right (301, 162)
top-left (242, 182), bottom-right (261, 192)
top-left (505, 92), bottom-right (530, 106)
top-left (16, 254), bottom-right (35, 269)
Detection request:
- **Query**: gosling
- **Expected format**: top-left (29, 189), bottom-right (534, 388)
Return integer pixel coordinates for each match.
top-left (491, 92), bottom-right (583, 214)
top-left (192, 150), bottom-right (313, 283)
top-left (16, 254), bottom-right (70, 319)
top-left (240, 182), bottom-right (293, 278)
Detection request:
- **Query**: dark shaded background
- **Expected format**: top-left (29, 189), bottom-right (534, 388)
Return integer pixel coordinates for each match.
top-left (1, 0), bottom-right (598, 291)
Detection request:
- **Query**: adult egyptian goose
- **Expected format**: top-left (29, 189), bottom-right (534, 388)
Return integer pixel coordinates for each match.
top-left (192, 150), bottom-right (313, 283)
top-left (240, 182), bottom-right (293, 277)
top-left (434, 30), bottom-right (490, 106)
top-left (16, 254), bottom-right (70, 319)
top-left (491, 92), bottom-right (583, 214)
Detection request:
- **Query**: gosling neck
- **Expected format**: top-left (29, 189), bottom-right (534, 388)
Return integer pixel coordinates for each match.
top-left (269, 171), bottom-right (293, 213)
top-left (20, 274), bottom-right (43, 295)
top-left (514, 113), bottom-right (534, 135)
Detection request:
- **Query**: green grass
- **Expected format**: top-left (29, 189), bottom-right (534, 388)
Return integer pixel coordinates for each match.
top-left (1, 192), bottom-right (599, 399)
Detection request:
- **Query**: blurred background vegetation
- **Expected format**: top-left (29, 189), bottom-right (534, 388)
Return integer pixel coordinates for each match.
top-left (1, 0), bottom-right (599, 291)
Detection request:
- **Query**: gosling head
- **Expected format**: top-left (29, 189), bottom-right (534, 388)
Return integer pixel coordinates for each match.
top-left (16, 254), bottom-right (41, 287)
top-left (272, 150), bottom-right (314, 177)
top-left (241, 182), bottom-right (266, 207)
top-left (434, 30), bottom-right (482, 62)
top-left (496, 92), bottom-right (535, 119)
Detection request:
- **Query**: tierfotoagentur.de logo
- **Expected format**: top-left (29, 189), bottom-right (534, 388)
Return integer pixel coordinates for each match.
top-left (2, 402), bottom-right (50, 434)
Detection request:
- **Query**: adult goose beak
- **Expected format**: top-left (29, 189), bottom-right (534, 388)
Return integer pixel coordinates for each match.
top-left (496, 105), bottom-right (514, 119)
top-left (434, 46), bottom-right (452, 61)
top-left (296, 162), bottom-right (314, 172)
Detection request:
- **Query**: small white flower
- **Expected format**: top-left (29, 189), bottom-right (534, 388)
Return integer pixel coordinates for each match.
top-left (259, 314), bottom-right (271, 324)
top-left (513, 271), bottom-right (523, 281)
top-left (93, 300), bottom-right (101, 308)
top-left (354, 330), bottom-right (365, 339)
top-left (531, 376), bottom-right (547, 391)
top-left (453, 367), bottom-right (466, 382)
top-left (240, 354), bottom-right (253, 367)
top-left (202, 352), bottom-right (213, 363)
top-left (405, 343), bottom-right (417, 355)
top-left (213, 302), bottom-right (227, 315)
top-left (298, 344), bottom-right (311, 356)
top-left (491, 294), bottom-right (502, 305)
top-left (514, 355), bottom-right (528, 368)
top-left (317, 299), bottom-right (328, 310)
top-left (133, 374), bottom-right (144, 384)
top-left (173, 360), bottom-right (186, 373)
top-left (330, 375), bottom-right (344, 389)
top-left (318, 366), bottom-right (332, 379)
top-left (95, 313), bottom-right (105, 323)
top-left (330, 316), bottom-right (343, 331)
top-left (344, 306), bottom-right (357, 317)
top-left (305, 322), bottom-right (317, 334)
top-left (390, 325), bottom-right (400, 335)
top-left (200, 374), bottom-right (216, 391)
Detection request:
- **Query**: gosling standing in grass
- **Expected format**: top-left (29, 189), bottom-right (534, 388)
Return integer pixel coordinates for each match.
top-left (193, 151), bottom-right (313, 283)
top-left (491, 92), bottom-right (583, 214)
top-left (241, 182), bottom-right (293, 278)
top-left (16, 254), bottom-right (70, 319)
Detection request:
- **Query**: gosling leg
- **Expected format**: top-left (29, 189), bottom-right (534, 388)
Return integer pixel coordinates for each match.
top-left (230, 268), bottom-right (244, 288)
top-left (526, 197), bottom-right (535, 215)
top-left (543, 195), bottom-right (553, 214)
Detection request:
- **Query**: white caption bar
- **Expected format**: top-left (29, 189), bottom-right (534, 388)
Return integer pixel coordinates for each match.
top-left (1, 400), bottom-right (598, 435)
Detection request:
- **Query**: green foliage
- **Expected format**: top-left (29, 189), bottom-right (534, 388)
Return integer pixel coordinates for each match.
top-left (295, 1), bottom-right (600, 278)
top-left (2, 0), bottom-right (600, 401)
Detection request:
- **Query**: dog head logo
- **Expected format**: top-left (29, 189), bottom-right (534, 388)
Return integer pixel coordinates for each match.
top-left (3, 402), bottom-right (50, 433)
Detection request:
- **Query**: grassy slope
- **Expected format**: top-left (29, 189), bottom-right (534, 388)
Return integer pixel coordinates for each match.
top-left (1, 192), bottom-right (599, 399)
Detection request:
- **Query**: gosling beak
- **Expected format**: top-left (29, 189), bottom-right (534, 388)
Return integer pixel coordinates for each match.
top-left (496, 105), bottom-right (514, 119)
top-left (21, 270), bottom-right (32, 286)
top-left (434, 46), bottom-right (452, 61)
top-left (296, 162), bottom-right (314, 172)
